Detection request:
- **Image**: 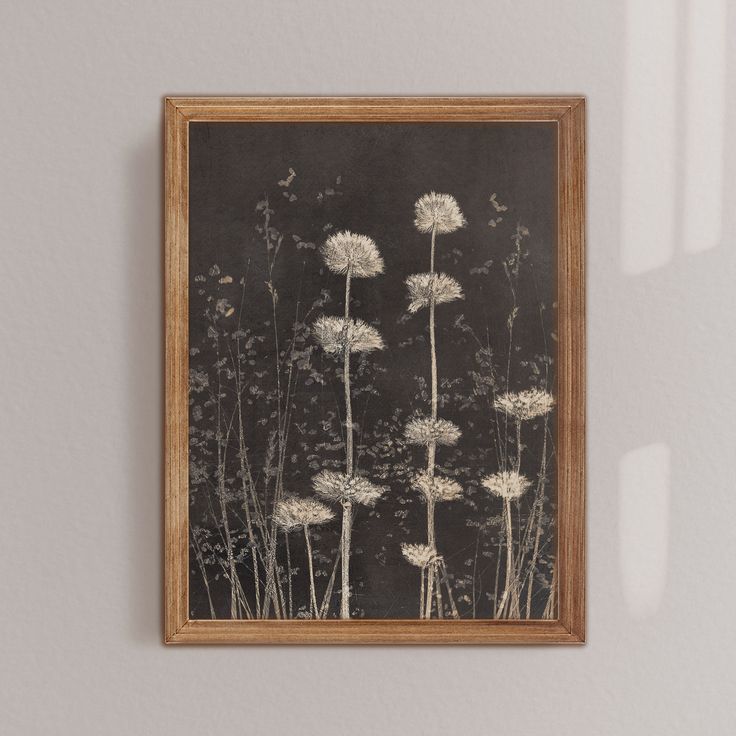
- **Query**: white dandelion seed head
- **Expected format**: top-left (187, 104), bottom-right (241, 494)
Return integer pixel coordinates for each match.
top-left (481, 471), bottom-right (533, 500)
top-left (412, 472), bottom-right (463, 503)
top-left (405, 272), bottom-right (464, 313)
top-left (414, 192), bottom-right (466, 234)
top-left (312, 470), bottom-right (386, 507)
top-left (404, 416), bottom-right (461, 447)
top-left (312, 315), bottom-right (385, 354)
top-left (321, 230), bottom-right (384, 278)
top-left (494, 388), bottom-right (555, 421)
top-left (272, 497), bottom-right (335, 531)
top-left (401, 542), bottom-right (438, 568)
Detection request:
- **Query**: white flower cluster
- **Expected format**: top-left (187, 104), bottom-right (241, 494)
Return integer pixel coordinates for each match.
top-left (405, 272), bottom-right (463, 313)
top-left (414, 192), bottom-right (466, 234)
top-left (404, 416), bottom-right (461, 447)
top-left (401, 543), bottom-right (438, 568)
top-left (412, 472), bottom-right (463, 503)
top-left (312, 470), bottom-right (386, 506)
top-left (312, 315), bottom-right (385, 354)
top-left (321, 230), bottom-right (384, 278)
top-left (481, 471), bottom-right (533, 500)
top-left (272, 497), bottom-right (334, 530)
top-left (494, 389), bottom-right (555, 421)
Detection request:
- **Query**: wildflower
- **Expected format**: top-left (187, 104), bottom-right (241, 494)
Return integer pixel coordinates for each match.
top-left (312, 315), bottom-right (385, 354)
top-left (412, 472), bottom-right (463, 503)
top-left (312, 470), bottom-right (386, 507)
top-left (494, 389), bottom-right (555, 421)
top-left (404, 416), bottom-right (461, 447)
top-left (481, 471), bottom-right (533, 500)
top-left (321, 230), bottom-right (384, 278)
top-left (414, 192), bottom-right (466, 234)
top-left (273, 496), bottom-right (333, 621)
top-left (406, 272), bottom-right (463, 313)
top-left (401, 543), bottom-right (438, 568)
top-left (272, 497), bottom-right (334, 531)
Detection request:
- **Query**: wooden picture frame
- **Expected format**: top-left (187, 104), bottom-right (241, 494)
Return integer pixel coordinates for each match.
top-left (165, 97), bottom-right (585, 644)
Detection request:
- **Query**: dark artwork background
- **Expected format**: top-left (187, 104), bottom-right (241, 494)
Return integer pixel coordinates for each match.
top-left (188, 121), bottom-right (557, 619)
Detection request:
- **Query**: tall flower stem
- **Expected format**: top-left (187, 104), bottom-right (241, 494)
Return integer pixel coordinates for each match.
top-left (407, 193), bottom-right (464, 620)
top-left (284, 530), bottom-right (293, 619)
top-left (315, 231), bottom-right (384, 619)
top-left (344, 267), bottom-right (353, 475)
top-left (496, 497), bottom-right (521, 618)
top-left (419, 566), bottom-right (426, 619)
top-left (519, 417), bottom-right (547, 618)
top-left (341, 266), bottom-right (353, 619)
top-left (319, 550), bottom-right (340, 619)
top-left (424, 562), bottom-right (435, 619)
top-left (426, 223), bottom-right (444, 617)
top-left (429, 224), bottom-right (438, 437)
top-left (303, 525), bottom-right (319, 619)
top-left (426, 499), bottom-right (436, 547)
top-left (340, 501), bottom-right (353, 619)
top-left (543, 563), bottom-right (557, 619)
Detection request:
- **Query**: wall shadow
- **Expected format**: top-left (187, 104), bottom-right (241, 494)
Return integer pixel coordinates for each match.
top-left (123, 120), bottom-right (164, 644)
top-left (610, 0), bottom-right (735, 625)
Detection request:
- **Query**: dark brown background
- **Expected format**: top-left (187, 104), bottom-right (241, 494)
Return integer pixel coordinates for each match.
top-left (188, 121), bottom-right (556, 618)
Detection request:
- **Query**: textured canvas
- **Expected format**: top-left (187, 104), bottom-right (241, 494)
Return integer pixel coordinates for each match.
top-left (187, 121), bottom-right (557, 621)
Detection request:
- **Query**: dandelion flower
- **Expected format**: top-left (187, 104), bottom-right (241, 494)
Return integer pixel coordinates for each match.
top-left (401, 543), bottom-right (437, 568)
top-left (272, 497), bottom-right (334, 531)
top-left (312, 470), bottom-right (386, 507)
top-left (481, 471), bottom-right (533, 500)
top-left (312, 315), bottom-right (385, 354)
top-left (412, 472), bottom-right (463, 503)
top-left (494, 389), bottom-right (555, 421)
top-left (404, 416), bottom-right (461, 447)
top-left (321, 230), bottom-right (384, 278)
top-left (414, 192), bottom-right (466, 234)
top-left (406, 272), bottom-right (464, 313)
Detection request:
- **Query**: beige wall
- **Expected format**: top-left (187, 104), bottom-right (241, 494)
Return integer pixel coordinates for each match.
top-left (1, 1), bottom-right (734, 733)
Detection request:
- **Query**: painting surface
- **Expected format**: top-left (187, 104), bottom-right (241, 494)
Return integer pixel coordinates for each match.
top-left (188, 122), bottom-right (557, 619)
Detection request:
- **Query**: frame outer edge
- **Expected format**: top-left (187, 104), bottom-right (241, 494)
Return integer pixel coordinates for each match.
top-left (163, 97), bottom-right (586, 644)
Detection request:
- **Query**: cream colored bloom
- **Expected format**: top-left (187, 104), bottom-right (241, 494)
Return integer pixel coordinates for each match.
top-left (312, 470), bottom-right (386, 506)
top-left (414, 192), bottom-right (466, 234)
top-left (401, 543), bottom-right (438, 568)
top-left (481, 471), bottom-right (533, 500)
top-left (412, 472), bottom-right (463, 503)
top-left (312, 315), bottom-right (385, 354)
top-left (405, 272), bottom-right (463, 313)
top-left (494, 389), bottom-right (555, 421)
top-left (272, 497), bottom-right (334, 531)
top-left (321, 230), bottom-right (384, 278)
top-left (404, 416), bottom-right (461, 447)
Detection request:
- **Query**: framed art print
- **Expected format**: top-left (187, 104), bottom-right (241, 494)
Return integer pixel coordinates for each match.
top-left (165, 97), bottom-right (585, 644)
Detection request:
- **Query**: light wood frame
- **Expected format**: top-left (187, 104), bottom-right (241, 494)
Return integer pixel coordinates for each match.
top-left (165, 97), bottom-right (585, 644)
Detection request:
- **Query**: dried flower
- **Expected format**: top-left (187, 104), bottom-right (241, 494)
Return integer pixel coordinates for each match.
top-left (481, 471), bottom-right (533, 500)
top-left (405, 272), bottom-right (464, 313)
top-left (412, 472), bottom-right (463, 503)
top-left (312, 315), bottom-right (385, 354)
top-left (404, 416), bottom-right (461, 447)
top-left (321, 230), bottom-right (384, 278)
top-left (312, 470), bottom-right (386, 506)
top-left (414, 192), bottom-right (466, 234)
top-left (272, 497), bottom-right (335, 531)
top-left (401, 543), bottom-right (438, 568)
top-left (494, 389), bottom-right (555, 421)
